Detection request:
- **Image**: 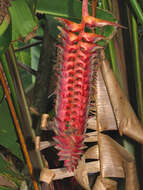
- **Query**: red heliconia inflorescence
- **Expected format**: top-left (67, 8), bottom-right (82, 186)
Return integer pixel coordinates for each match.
top-left (54, 0), bottom-right (120, 171)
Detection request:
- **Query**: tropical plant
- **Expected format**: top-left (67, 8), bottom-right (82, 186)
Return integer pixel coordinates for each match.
top-left (0, 0), bottom-right (143, 190)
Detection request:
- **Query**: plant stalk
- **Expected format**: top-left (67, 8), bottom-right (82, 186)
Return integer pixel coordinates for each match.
top-left (131, 14), bottom-right (143, 123)
top-left (129, 0), bottom-right (143, 27)
top-left (0, 54), bottom-right (21, 118)
top-left (0, 64), bottom-right (39, 190)
top-left (7, 44), bottom-right (44, 171)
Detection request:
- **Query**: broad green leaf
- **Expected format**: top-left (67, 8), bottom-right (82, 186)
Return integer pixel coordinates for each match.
top-left (37, 0), bottom-right (118, 41)
top-left (8, 0), bottom-right (37, 41)
top-left (37, 0), bottom-right (117, 22)
top-left (0, 100), bottom-right (23, 161)
top-left (0, 15), bottom-right (11, 55)
top-left (25, 0), bottom-right (35, 12)
top-left (14, 41), bottom-right (31, 67)
top-left (30, 26), bottom-right (43, 82)
top-left (37, 0), bottom-right (83, 19)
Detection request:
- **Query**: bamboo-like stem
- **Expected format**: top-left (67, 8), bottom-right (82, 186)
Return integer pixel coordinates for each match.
top-left (111, 0), bottom-right (129, 96)
top-left (101, 0), bottom-right (108, 9)
top-left (108, 40), bottom-right (119, 76)
top-left (8, 44), bottom-right (34, 136)
top-left (107, 0), bottom-right (112, 10)
top-left (129, 0), bottom-right (143, 27)
top-left (0, 65), bottom-right (39, 190)
top-left (7, 44), bottom-right (44, 169)
top-left (0, 54), bottom-right (21, 118)
top-left (101, 0), bottom-right (119, 79)
top-left (131, 14), bottom-right (143, 123)
top-left (91, 0), bottom-right (102, 180)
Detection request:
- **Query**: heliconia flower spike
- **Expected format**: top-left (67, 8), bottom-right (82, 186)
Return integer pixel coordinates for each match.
top-left (54, 0), bottom-right (122, 171)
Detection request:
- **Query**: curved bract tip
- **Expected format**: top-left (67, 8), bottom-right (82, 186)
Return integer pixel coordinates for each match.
top-left (55, 17), bottom-right (84, 32)
top-left (83, 16), bottom-right (124, 28)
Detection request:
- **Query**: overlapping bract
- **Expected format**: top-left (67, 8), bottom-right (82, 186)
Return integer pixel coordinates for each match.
top-left (54, 0), bottom-right (119, 171)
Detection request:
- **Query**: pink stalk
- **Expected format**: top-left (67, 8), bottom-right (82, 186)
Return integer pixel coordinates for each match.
top-left (82, 0), bottom-right (89, 17)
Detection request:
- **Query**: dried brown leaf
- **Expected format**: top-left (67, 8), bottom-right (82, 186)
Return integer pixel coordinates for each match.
top-left (93, 176), bottom-right (117, 190)
top-left (99, 134), bottom-right (125, 178)
top-left (84, 131), bottom-right (98, 142)
top-left (51, 168), bottom-right (74, 180)
top-left (40, 168), bottom-right (55, 184)
top-left (39, 141), bottom-right (56, 151)
top-left (87, 117), bottom-right (97, 130)
top-left (101, 54), bottom-right (143, 144)
top-left (85, 145), bottom-right (99, 160)
top-left (49, 160), bottom-right (100, 181)
top-left (74, 156), bottom-right (90, 190)
top-left (96, 68), bottom-right (117, 131)
top-left (85, 160), bottom-right (100, 174)
top-left (124, 162), bottom-right (139, 190)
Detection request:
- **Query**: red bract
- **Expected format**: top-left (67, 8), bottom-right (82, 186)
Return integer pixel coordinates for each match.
top-left (54, 0), bottom-right (120, 171)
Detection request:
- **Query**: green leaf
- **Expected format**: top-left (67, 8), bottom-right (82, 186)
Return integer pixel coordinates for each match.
top-left (37, 0), bottom-right (117, 41)
top-left (95, 9), bottom-right (117, 40)
top-left (37, 0), bottom-right (117, 21)
top-left (0, 100), bottom-right (23, 161)
top-left (37, 0), bottom-right (83, 19)
top-left (25, 0), bottom-right (35, 11)
top-left (14, 41), bottom-right (31, 67)
top-left (0, 16), bottom-right (11, 55)
top-left (8, 0), bottom-right (37, 41)
top-left (130, 0), bottom-right (143, 27)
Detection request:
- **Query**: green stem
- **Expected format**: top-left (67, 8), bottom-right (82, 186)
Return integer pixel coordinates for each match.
top-left (101, 0), bottom-right (108, 9)
top-left (129, 0), bottom-right (143, 27)
top-left (108, 40), bottom-right (119, 76)
top-left (107, 0), bottom-right (112, 10)
top-left (8, 44), bottom-right (44, 169)
top-left (33, 0), bottom-right (39, 14)
top-left (131, 14), bottom-right (143, 123)
top-left (101, 0), bottom-right (119, 78)
top-left (0, 54), bottom-right (21, 119)
top-left (8, 45), bottom-right (34, 135)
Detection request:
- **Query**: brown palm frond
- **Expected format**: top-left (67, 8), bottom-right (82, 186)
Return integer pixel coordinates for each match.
top-left (100, 50), bottom-right (143, 144)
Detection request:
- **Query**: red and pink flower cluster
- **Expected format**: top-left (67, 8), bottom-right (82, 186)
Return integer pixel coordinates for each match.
top-left (54, 0), bottom-right (119, 171)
